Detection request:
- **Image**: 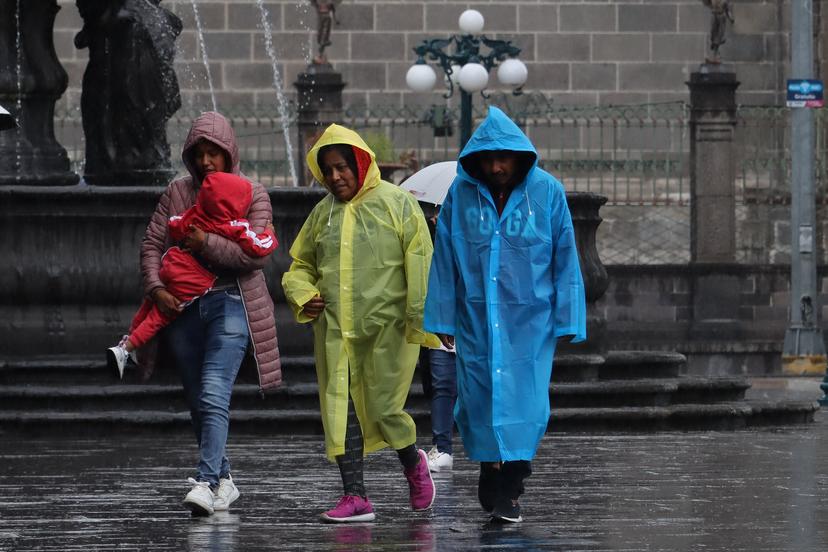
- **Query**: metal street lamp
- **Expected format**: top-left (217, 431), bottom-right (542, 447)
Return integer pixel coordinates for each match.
top-left (405, 9), bottom-right (528, 150)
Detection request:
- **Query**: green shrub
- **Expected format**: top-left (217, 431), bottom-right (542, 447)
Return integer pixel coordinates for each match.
top-left (361, 130), bottom-right (397, 163)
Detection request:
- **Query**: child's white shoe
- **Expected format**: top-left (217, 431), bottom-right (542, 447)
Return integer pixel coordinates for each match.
top-left (106, 345), bottom-right (128, 380)
top-left (116, 335), bottom-right (138, 365)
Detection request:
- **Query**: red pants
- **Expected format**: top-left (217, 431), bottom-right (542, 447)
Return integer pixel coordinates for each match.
top-left (128, 248), bottom-right (217, 349)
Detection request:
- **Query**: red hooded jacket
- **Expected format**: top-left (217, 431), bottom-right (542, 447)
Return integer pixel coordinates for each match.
top-left (168, 172), bottom-right (278, 257)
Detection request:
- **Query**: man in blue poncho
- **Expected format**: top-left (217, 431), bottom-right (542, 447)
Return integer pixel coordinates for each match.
top-left (424, 107), bottom-right (586, 523)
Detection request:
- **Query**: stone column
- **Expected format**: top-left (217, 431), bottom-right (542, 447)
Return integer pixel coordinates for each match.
top-left (0, 0), bottom-right (77, 186)
top-left (546, 192), bottom-right (609, 384)
top-left (687, 67), bottom-right (740, 330)
top-left (294, 63), bottom-right (346, 186)
top-left (558, 192), bottom-right (610, 359)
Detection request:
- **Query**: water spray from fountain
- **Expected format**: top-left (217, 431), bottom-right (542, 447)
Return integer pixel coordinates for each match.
top-left (299, 0), bottom-right (314, 67)
top-left (191, 0), bottom-right (217, 112)
top-left (256, 0), bottom-right (298, 187)
top-left (15, 0), bottom-right (22, 180)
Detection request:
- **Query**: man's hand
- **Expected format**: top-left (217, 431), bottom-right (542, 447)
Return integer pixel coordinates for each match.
top-left (436, 333), bottom-right (455, 349)
top-left (182, 225), bottom-right (207, 253)
top-left (303, 296), bottom-right (325, 319)
top-left (152, 288), bottom-right (183, 317)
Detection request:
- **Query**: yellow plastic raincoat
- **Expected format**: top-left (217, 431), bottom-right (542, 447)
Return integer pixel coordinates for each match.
top-left (282, 124), bottom-right (438, 460)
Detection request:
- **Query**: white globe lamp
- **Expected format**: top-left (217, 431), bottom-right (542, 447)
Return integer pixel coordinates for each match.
top-left (406, 63), bottom-right (437, 92)
top-left (458, 9), bottom-right (485, 34)
top-left (496, 58), bottom-right (528, 88)
top-left (458, 62), bottom-right (489, 93)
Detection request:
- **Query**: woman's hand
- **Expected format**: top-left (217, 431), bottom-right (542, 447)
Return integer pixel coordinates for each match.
top-left (152, 288), bottom-right (183, 317)
top-left (182, 225), bottom-right (207, 253)
top-left (303, 296), bottom-right (325, 319)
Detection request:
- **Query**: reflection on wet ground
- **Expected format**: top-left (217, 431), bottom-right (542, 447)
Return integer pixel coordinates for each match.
top-left (1, 410), bottom-right (826, 551)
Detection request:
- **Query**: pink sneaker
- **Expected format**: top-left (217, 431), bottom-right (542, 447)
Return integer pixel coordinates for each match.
top-left (320, 495), bottom-right (376, 523)
top-left (404, 449), bottom-right (436, 511)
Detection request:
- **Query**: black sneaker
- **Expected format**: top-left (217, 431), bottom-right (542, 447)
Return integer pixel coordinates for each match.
top-left (478, 464), bottom-right (501, 512)
top-left (491, 497), bottom-right (522, 523)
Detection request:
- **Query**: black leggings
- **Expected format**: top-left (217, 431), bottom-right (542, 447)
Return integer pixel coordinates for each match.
top-left (336, 399), bottom-right (419, 497)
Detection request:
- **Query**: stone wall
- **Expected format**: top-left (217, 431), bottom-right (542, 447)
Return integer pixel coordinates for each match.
top-left (601, 264), bottom-right (828, 376)
top-left (51, 0), bottom-right (812, 113)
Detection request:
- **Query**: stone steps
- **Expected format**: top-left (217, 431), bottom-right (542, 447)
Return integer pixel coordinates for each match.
top-left (0, 351), bottom-right (684, 386)
top-left (0, 353), bottom-right (818, 435)
top-left (0, 377), bottom-right (749, 412)
top-left (0, 400), bottom-right (817, 437)
top-left (552, 351), bottom-right (685, 382)
top-left (0, 355), bottom-right (318, 385)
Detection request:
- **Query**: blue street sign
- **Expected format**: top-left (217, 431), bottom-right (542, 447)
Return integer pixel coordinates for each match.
top-left (787, 79), bottom-right (824, 108)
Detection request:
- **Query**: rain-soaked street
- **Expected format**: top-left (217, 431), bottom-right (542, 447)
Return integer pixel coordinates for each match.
top-left (2, 391), bottom-right (827, 552)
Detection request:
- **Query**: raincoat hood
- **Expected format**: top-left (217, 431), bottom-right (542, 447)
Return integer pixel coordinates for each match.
top-left (181, 111), bottom-right (241, 185)
top-left (306, 124), bottom-right (380, 199)
top-left (195, 172), bottom-right (253, 221)
top-left (458, 106), bottom-right (538, 188)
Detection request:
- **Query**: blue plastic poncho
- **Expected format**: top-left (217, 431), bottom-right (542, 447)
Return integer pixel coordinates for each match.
top-left (424, 107), bottom-right (586, 462)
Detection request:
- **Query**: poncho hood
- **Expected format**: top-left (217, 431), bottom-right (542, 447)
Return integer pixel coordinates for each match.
top-left (458, 106), bottom-right (538, 188)
top-left (306, 124), bottom-right (380, 200)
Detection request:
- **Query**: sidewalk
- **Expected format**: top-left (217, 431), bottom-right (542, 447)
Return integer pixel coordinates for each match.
top-left (2, 408), bottom-right (826, 552)
top-left (746, 376), bottom-right (825, 403)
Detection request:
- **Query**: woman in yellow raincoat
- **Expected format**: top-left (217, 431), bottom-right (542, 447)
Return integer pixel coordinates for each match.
top-left (282, 124), bottom-right (438, 523)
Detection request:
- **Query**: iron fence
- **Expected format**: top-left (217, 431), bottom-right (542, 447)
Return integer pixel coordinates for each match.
top-left (52, 99), bottom-right (822, 264)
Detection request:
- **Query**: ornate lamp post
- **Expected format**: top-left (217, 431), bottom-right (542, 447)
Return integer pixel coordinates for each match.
top-left (405, 9), bottom-right (528, 150)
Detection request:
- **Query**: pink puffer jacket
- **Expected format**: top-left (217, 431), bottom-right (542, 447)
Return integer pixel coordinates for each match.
top-left (137, 111), bottom-right (281, 390)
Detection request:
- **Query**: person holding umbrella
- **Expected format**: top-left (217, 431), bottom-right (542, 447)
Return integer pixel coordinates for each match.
top-left (424, 106), bottom-right (586, 523)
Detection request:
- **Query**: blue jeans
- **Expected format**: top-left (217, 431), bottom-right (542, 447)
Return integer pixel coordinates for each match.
top-left (429, 349), bottom-right (457, 454)
top-left (165, 289), bottom-right (249, 488)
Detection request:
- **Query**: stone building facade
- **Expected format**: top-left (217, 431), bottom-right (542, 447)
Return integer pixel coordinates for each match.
top-left (51, 0), bottom-right (828, 112)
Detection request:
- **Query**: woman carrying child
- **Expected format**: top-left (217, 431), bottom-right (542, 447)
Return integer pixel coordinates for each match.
top-left (128, 111), bottom-right (281, 516)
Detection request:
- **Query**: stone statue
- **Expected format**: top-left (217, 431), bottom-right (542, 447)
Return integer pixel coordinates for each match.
top-left (75, 0), bottom-right (182, 185)
top-left (701, 0), bottom-right (734, 64)
top-left (311, 0), bottom-right (340, 65)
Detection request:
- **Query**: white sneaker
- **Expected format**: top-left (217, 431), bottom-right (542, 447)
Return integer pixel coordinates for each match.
top-left (183, 478), bottom-right (215, 516)
top-left (427, 447), bottom-right (453, 473)
top-left (213, 475), bottom-right (240, 511)
top-left (118, 335), bottom-right (139, 365)
top-left (106, 345), bottom-right (128, 380)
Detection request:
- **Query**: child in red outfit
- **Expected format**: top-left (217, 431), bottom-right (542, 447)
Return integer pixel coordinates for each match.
top-left (107, 172), bottom-right (277, 378)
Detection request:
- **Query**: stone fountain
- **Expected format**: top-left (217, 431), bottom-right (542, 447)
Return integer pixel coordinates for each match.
top-left (0, 0), bottom-right (77, 186)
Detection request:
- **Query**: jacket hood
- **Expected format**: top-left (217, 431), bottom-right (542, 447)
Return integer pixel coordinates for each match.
top-left (182, 111), bottom-right (240, 185)
top-left (306, 124), bottom-right (380, 199)
top-left (196, 172), bottom-right (253, 221)
top-left (457, 106), bottom-right (538, 187)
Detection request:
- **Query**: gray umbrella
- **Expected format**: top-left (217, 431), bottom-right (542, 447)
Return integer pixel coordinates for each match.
top-left (0, 104), bottom-right (17, 131)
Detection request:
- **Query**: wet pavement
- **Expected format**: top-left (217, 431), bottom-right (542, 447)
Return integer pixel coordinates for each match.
top-left (1, 401), bottom-right (826, 552)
